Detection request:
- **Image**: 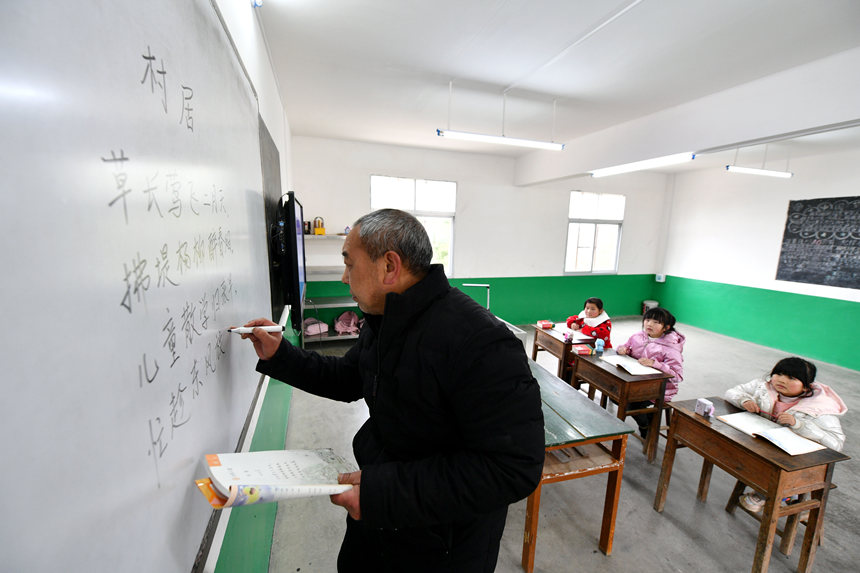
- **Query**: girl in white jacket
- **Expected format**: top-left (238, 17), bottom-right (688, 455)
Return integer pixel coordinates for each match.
top-left (725, 356), bottom-right (847, 511)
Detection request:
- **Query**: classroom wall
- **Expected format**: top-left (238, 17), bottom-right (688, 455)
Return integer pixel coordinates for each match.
top-left (664, 147), bottom-right (860, 303)
top-left (293, 136), bottom-right (669, 278)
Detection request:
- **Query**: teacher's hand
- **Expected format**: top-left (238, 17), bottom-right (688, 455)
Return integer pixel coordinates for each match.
top-left (331, 470), bottom-right (362, 521)
top-left (239, 318), bottom-right (283, 360)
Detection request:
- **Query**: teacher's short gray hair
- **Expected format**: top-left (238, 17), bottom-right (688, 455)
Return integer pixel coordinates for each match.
top-left (353, 209), bottom-right (433, 274)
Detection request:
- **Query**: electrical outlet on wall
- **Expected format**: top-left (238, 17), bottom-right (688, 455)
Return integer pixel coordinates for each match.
top-left (655, 274), bottom-right (666, 283)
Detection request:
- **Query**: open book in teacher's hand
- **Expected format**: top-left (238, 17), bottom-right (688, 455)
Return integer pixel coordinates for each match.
top-left (195, 448), bottom-right (357, 509)
top-left (717, 411), bottom-right (827, 456)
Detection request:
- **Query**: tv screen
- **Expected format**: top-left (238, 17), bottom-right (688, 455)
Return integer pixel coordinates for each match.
top-left (274, 191), bottom-right (306, 333)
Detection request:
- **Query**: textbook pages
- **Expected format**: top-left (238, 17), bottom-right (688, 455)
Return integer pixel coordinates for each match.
top-left (717, 412), bottom-right (826, 456)
top-left (195, 448), bottom-right (356, 509)
top-left (600, 355), bottom-right (661, 376)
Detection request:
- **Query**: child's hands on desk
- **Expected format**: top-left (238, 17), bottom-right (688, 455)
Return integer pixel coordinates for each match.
top-left (638, 357), bottom-right (655, 367)
top-left (741, 400), bottom-right (761, 414)
top-left (331, 470), bottom-right (362, 520)
top-left (616, 346), bottom-right (628, 355)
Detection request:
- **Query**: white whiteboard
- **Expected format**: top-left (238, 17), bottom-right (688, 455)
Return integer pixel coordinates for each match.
top-left (0, 2), bottom-right (270, 571)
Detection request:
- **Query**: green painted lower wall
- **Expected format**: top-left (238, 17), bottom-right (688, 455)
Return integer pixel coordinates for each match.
top-left (655, 276), bottom-right (859, 371)
top-left (306, 274), bottom-right (655, 325)
top-left (447, 275), bottom-right (655, 323)
top-left (214, 332), bottom-right (297, 573)
top-left (307, 274), bottom-right (858, 371)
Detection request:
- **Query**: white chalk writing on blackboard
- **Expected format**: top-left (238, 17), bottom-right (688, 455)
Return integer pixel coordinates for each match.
top-left (776, 196), bottom-right (860, 289)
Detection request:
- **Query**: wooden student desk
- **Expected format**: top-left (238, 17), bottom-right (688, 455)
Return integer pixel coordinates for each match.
top-left (569, 351), bottom-right (673, 463)
top-left (653, 398), bottom-right (850, 573)
top-left (530, 323), bottom-right (595, 379)
top-left (522, 360), bottom-right (632, 573)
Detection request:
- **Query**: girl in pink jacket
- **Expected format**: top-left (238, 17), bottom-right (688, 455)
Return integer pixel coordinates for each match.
top-left (617, 307), bottom-right (685, 437)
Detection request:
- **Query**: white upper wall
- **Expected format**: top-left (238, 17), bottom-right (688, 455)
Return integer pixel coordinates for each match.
top-left (516, 46), bottom-right (860, 185)
top-left (664, 148), bottom-right (860, 303)
top-left (215, 0), bottom-right (292, 187)
top-left (293, 136), bottom-right (667, 278)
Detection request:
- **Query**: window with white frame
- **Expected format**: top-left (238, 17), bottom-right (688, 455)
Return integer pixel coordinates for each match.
top-left (370, 175), bottom-right (456, 275)
top-left (564, 191), bottom-right (625, 273)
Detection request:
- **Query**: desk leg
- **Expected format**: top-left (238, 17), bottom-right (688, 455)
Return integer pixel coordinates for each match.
top-left (531, 338), bottom-right (539, 361)
top-left (697, 460), bottom-right (713, 502)
top-left (599, 436), bottom-right (627, 554)
top-left (521, 482), bottom-right (543, 573)
top-left (797, 464), bottom-right (834, 573)
top-left (645, 394), bottom-right (666, 463)
top-left (653, 423), bottom-right (677, 512)
top-left (752, 493), bottom-right (781, 573)
top-left (725, 480), bottom-right (746, 514)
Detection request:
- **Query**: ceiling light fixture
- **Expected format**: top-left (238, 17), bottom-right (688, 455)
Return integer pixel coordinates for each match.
top-left (725, 144), bottom-right (793, 179)
top-left (725, 165), bottom-right (793, 179)
top-left (436, 82), bottom-right (564, 151)
top-left (436, 129), bottom-right (564, 151)
top-left (589, 152), bottom-right (695, 178)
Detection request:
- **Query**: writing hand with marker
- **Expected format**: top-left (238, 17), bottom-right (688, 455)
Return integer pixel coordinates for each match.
top-left (230, 318), bottom-right (284, 360)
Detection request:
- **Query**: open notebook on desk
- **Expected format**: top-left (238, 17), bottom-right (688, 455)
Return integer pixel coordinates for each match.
top-left (717, 412), bottom-right (826, 456)
top-left (600, 354), bottom-right (661, 376)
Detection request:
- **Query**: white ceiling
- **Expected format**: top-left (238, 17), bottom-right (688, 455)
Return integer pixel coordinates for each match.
top-left (257, 0), bottom-right (860, 168)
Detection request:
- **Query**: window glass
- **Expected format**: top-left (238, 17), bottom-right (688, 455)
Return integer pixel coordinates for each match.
top-left (593, 224), bottom-right (620, 271)
top-left (417, 215), bottom-right (453, 275)
top-left (370, 175), bottom-right (414, 210)
top-left (371, 175), bottom-right (457, 276)
top-left (416, 179), bottom-right (456, 212)
top-left (565, 191), bottom-right (625, 273)
top-left (597, 194), bottom-right (626, 220)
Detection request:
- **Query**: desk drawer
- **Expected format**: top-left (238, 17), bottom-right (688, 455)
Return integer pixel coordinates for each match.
top-left (673, 416), bottom-right (774, 490)
top-left (583, 372), bottom-right (622, 399)
top-left (539, 334), bottom-right (565, 356)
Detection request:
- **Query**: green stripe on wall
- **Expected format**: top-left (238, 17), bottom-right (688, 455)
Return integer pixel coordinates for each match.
top-left (308, 274), bottom-right (656, 325)
top-left (655, 276), bottom-right (858, 371)
top-left (309, 274), bottom-right (858, 370)
top-left (215, 332), bottom-right (297, 573)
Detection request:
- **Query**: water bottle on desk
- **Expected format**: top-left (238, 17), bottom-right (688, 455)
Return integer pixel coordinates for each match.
top-left (595, 338), bottom-right (605, 356)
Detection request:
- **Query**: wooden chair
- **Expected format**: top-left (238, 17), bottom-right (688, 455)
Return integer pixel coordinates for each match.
top-left (725, 479), bottom-right (835, 556)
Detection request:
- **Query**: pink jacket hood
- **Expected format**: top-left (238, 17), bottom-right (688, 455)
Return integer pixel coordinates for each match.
top-left (766, 381), bottom-right (848, 417)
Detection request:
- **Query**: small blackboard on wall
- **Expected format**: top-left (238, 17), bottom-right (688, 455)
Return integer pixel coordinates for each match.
top-left (776, 196), bottom-right (860, 289)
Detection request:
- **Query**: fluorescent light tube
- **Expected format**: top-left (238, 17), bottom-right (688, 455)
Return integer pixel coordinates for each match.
top-left (725, 165), bottom-right (793, 179)
top-left (436, 129), bottom-right (564, 151)
top-left (589, 152), bottom-right (695, 177)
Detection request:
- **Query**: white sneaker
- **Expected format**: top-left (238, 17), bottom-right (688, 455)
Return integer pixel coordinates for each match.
top-left (739, 492), bottom-right (765, 512)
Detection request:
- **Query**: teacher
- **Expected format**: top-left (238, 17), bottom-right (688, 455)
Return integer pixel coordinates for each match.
top-left (240, 208), bottom-right (544, 572)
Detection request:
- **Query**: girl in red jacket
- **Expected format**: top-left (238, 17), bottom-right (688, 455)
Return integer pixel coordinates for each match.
top-left (566, 297), bottom-right (612, 348)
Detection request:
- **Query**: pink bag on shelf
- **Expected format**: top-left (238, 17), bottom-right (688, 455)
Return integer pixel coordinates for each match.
top-left (303, 317), bottom-right (329, 336)
top-left (334, 311), bottom-right (362, 335)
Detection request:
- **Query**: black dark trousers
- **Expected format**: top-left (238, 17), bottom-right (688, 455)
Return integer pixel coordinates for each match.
top-left (337, 508), bottom-right (507, 573)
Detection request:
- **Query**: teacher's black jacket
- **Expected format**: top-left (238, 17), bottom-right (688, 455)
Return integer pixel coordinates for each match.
top-left (257, 265), bottom-right (545, 572)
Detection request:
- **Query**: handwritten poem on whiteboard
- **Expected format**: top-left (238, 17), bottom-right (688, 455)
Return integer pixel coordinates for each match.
top-left (101, 44), bottom-right (241, 487)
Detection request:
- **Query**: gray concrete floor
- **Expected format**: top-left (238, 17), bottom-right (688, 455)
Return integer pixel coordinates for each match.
top-left (269, 318), bottom-right (860, 572)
